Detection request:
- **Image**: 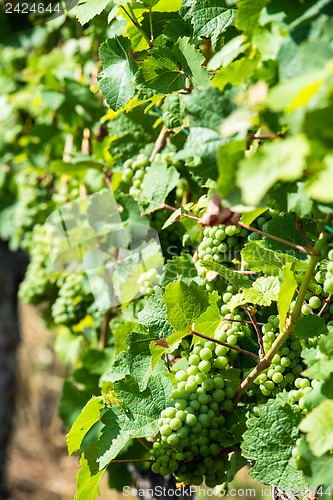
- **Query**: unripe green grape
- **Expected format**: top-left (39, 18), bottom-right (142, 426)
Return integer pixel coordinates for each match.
top-left (188, 354), bottom-right (200, 366)
top-left (160, 424), bottom-right (173, 437)
top-left (176, 410), bottom-right (186, 421)
top-left (200, 347), bottom-right (213, 361)
top-left (167, 433), bottom-right (180, 446)
top-left (261, 387), bottom-right (271, 397)
top-left (280, 356), bottom-right (291, 367)
top-left (190, 400), bottom-right (200, 411)
top-left (202, 378), bottom-right (215, 391)
top-left (215, 345), bottom-right (228, 357)
top-left (221, 399), bottom-right (234, 412)
top-left (272, 372), bottom-right (283, 384)
top-left (324, 278), bottom-right (333, 294)
top-left (309, 296), bottom-right (322, 309)
top-left (213, 376), bottom-right (224, 389)
top-left (199, 360), bottom-right (212, 373)
top-left (187, 365), bottom-right (199, 376)
top-left (224, 386), bottom-right (236, 399)
top-left (214, 356), bottom-right (229, 369)
top-left (175, 370), bottom-right (187, 382)
top-left (185, 414), bottom-right (197, 427)
top-left (198, 393), bottom-right (209, 405)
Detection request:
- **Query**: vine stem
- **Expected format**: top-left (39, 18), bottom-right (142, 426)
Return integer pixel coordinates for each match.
top-left (100, 309), bottom-right (113, 350)
top-left (221, 317), bottom-right (264, 326)
top-left (120, 6), bottom-right (153, 48)
top-left (234, 244), bottom-right (322, 404)
top-left (191, 329), bottom-right (259, 362)
top-left (245, 307), bottom-right (264, 356)
top-left (318, 294), bottom-right (331, 317)
top-left (238, 222), bottom-right (311, 255)
top-left (149, 125), bottom-right (170, 162)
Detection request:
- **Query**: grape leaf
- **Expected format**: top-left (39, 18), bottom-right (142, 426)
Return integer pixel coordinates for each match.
top-left (237, 135), bottom-right (309, 205)
top-left (208, 35), bottom-right (248, 71)
top-left (172, 37), bottom-right (211, 88)
top-left (303, 359), bottom-right (333, 382)
top-left (138, 287), bottom-right (173, 339)
top-left (213, 57), bottom-right (258, 91)
top-left (241, 242), bottom-right (304, 276)
top-left (73, 0), bottom-right (112, 25)
top-left (201, 259), bottom-right (252, 290)
top-left (67, 396), bottom-right (105, 455)
top-left (302, 374), bottom-right (333, 413)
top-left (75, 441), bottom-right (106, 500)
top-left (294, 315), bottom-right (327, 340)
top-left (319, 330), bottom-right (333, 356)
top-left (162, 93), bottom-right (186, 129)
top-left (217, 140), bottom-right (245, 204)
top-left (180, 127), bottom-right (224, 180)
top-left (98, 37), bottom-right (137, 111)
top-left (240, 208), bottom-right (268, 226)
top-left (137, 47), bottom-right (185, 97)
top-left (184, 86), bottom-right (236, 132)
top-left (307, 155), bottom-right (333, 203)
top-left (287, 182), bottom-right (313, 218)
top-left (194, 301), bottom-right (222, 337)
top-left (163, 280), bottom-right (209, 334)
top-left (97, 374), bottom-right (172, 468)
top-left (229, 275), bottom-right (280, 310)
top-left (139, 161), bottom-right (180, 213)
top-left (101, 351), bottom-right (130, 384)
top-left (236, 0), bottom-right (269, 35)
top-left (126, 331), bottom-right (156, 390)
top-left (261, 213), bottom-right (315, 261)
top-left (300, 400), bottom-right (333, 458)
top-left (296, 438), bottom-right (333, 494)
top-left (278, 263), bottom-right (297, 331)
top-left (242, 398), bottom-right (305, 492)
top-left (189, 0), bottom-right (236, 45)
top-left (150, 282), bottom-right (209, 369)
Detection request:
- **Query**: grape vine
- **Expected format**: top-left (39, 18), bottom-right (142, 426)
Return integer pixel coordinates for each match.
top-left (2, 1), bottom-right (333, 500)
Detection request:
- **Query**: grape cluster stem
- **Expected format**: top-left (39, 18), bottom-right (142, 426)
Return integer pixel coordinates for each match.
top-left (191, 329), bottom-right (259, 362)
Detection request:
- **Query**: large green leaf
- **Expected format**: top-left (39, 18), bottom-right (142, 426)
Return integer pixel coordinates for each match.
top-left (202, 259), bottom-right (252, 290)
top-left (237, 135), bottom-right (309, 205)
top-left (75, 441), bottom-right (106, 500)
top-left (73, 0), bottom-right (112, 24)
top-left (97, 374), bottom-right (172, 468)
top-left (98, 37), bottom-right (137, 111)
top-left (137, 47), bottom-right (185, 96)
top-left (294, 315), bottom-right (327, 340)
top-left (163, 280), bottom-right (209, 334)
top-left (194, 301), bottom-right (222, 337)
top-left (300, 400), bottom-right (333, 457)
top-left (67, 397), bottom-right (105, 455)
top-left (189, 0), bottom-right (236, 44)
top-left (307, 155), bottom-right (333, 203)
top-left (139, 161), bottom-right (180, 213)
top-left (241, 242), bottom-right (304, 276)
top-left (242, 397), bottom-right (305, 492)
top-left (138, 287), bottom-right (173, 339)
top-left (173, 37), bottom-right (211, 88)
top-left (277, 263), bottom-right (297, 331)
